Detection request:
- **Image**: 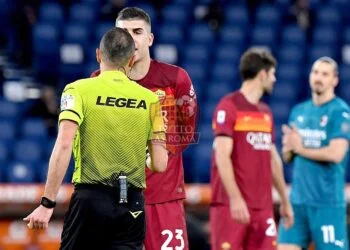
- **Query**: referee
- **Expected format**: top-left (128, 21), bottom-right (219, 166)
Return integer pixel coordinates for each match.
top-left (23, 27), bottom-right (168, 250)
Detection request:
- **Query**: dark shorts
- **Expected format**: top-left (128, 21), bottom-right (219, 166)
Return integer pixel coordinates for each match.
top-left (60, 184), bottom-right (145, 250)
top-left (210, 205), bottom-right (277, 250)
top-left (144, 200), bottom-right (189, 250)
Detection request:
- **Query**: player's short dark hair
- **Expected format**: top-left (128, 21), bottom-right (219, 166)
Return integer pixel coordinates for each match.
top-left (99, 27), bottom-right (135, 67)
top-left (239, 48), bottom-right (277, 81)
top-left (315, 57), bottom-right (338, 76)
top-left (116, 7), bottom-right (151, 29)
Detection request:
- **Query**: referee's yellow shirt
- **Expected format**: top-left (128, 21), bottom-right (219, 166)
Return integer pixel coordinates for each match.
top-left (59, 71), bottom-right (165, 188)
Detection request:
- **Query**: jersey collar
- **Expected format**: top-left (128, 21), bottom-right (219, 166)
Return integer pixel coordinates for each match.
top-left (99, 70), bottom-right (129, 82)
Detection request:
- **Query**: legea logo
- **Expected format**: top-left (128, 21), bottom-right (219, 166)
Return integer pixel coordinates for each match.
top-left (246, 132), bottom-right (272, 150)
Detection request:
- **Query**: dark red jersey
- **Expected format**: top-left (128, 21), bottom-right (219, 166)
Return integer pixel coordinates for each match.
top-left (211, 91), bottom-right (274, 209)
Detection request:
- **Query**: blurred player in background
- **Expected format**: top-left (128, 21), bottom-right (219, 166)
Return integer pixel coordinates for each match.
top-left (210, 48), bottom-right (294, 250)
top-left (91, 7), bottom-right (198, 250)
top-left (278, 57), bottom-right (350, 250)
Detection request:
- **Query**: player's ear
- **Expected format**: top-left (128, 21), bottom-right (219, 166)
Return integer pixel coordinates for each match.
top-left (96, 48), bottom-right (102, 64)
top-left (257, 69), bottom-right (266, 82)
top-left (148, 32), bottom-right (154, 47)
top-left (333, 75), bottom-right (339, 87)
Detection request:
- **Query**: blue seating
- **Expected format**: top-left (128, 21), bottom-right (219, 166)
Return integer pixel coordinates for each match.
top-left (0, 121), bottom-right (15, 142)
top-left (338, 74), bottom-right (350, 103)
top-left (0, 141), bottom-right (8, 164)
top-left (182, 62), bottom-right (207, 83)
top-left (193, 142), bottom-right (212, 183)
top-left (69, 4), bottom-right (96, 25)
top-left (251, 25), bottom-right (277, 49)
top-left (21, 119), bottom-right (48, 141)
top-left (316, 6), bottom-right (341, 27)
top-left (84, 61), bottom-right (99, 78)
top-left (281, 25), bottom-right (306, 47)
top-left (343, 26), bottom-right (350, 44)
top-left (278, 45), bottom-right (305, 64)
top-left (256, 5), bottom-right (281, 27)
top-left (277, 64), bottom-right (302, 82)
top-left (39, 3), bottom-right (64, 28)
top-left (0, 99), bottom-right (18, 120)
top-left (219, 25), bottom-right (246, 47)
top-left (269, 101), bottom-right (291, 123)
top-left (81, 0), bottom-right (101, 8)
top-left (14, 140), bottom-right (42, 163)
top-left (38, 159), bottom-right (74, 183)
top-left (215, 44), bottom-right (241, 64)
top-left (132, 3), bottom-right (157, 23)
top-left (201, 102), bottom-right (218, 123)
top-left (207, 82), bottom-right (233, 102)
top-left (161, 5), bottom-right (190, 27)
top-left (32, 23), bottom-right (60, 76)
top-left (158, 24), bottom-right (184, 47)
top-left (95, 22), bottom-right (112, 42)
top-left (271, 81), bottom-right (299, 103)
top-left (308, 45), bottom-right (336, 65)
top-left (224, 5), bottom-right (249, 28)
top-left (189, 23), bottom-right (215, 45)
top-left (183, 44), bottom-right (210, 63)
top-left (7, 162), bottom-right (36, 183)
top-left (339, 64), bottom-right (350, 83)
top-left (63, 23), bottom-right (90, 50)
top-left (312, 26), bottom-right (339, 46)
top-left (45, 138), bottom-right (56, 157)
top-left (211, 62), bottom-right (238, 82)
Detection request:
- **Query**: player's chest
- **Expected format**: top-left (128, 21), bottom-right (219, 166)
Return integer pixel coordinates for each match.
top-left (233, 111), bottom-right (273, 151)
top-left (293, 112), bottom-right (330, 147)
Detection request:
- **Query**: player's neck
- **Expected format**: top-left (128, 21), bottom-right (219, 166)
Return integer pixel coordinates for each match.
top-left (240, 80), bottom-right (263, 105)
top-left (128, 56), bottom-right (151, 81)
top-left (312, 90), bottom-right (335, 106)
top-left (100, 62), bottom-right (130, 76)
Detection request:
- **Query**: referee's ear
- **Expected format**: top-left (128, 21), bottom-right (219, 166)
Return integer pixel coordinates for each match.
top-left (96, 48), bottom-right (102, 64)
top-left (128, 55), bottom-right (136, 68)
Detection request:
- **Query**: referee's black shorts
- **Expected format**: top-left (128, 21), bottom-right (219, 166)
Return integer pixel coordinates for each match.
top-left (60, 183), bottom-right (145, 250)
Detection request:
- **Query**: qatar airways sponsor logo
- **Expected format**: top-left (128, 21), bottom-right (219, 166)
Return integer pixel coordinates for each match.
top-left (246, 132), bottom-right (272, 151)
top-left (299, 128), bottom-right (326, 148)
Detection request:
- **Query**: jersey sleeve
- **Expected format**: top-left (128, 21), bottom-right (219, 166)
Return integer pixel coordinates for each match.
top-left (175, 68), bottom-right (198, 147)
top-left (271, 113), bottom-right (276, 143)
top-left (59, 84), bottom-right (84, 126)
top-left (212, 98), bottom-right (236, 137)
top-left (149, 98), bottom-right (166, 142)
top-left (329, 107), bottom-right (350, 140)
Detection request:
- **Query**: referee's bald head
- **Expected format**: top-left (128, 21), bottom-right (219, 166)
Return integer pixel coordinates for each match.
top-left (99, 27), bottom-right (135, 68)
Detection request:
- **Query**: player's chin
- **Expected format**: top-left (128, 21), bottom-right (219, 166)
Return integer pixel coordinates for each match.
top-left (264, 88), bottom-right (273, 95)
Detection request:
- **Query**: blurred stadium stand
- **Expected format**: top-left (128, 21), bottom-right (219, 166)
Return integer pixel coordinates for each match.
top-left (1, 1), bottom-right (350, 249)
top-left (0, 0), bottom-right (349, 190)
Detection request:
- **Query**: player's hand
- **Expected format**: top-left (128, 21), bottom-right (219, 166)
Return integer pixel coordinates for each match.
top-left (282, 125), bottom-right (302, 153)
top-left (279, 200), bottom-right (294, 229)
top-left (229, 197), bottom-right (250, 224)
top-left (23, 205), bottom-right (54, 230)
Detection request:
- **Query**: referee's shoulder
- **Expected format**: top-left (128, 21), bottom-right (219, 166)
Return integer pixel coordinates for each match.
top-left (132, 81), bottom-right (159, 101)
top-left (64, 77), bottom-right (96, 91)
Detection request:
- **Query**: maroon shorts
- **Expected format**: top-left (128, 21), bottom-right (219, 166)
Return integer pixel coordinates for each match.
top-left (210, 205), bottom-right (277, 250)
top-left (144, 200), bottom-right (189, 250)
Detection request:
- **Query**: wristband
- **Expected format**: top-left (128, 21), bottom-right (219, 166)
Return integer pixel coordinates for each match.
top-left (40, 196), bottom-right (56, 208)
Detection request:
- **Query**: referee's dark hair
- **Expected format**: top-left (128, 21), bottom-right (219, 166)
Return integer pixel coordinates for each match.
top-left (99, 27), bottom-right (135, 68)
top-left (239, 48), bottom-right (277, 81)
